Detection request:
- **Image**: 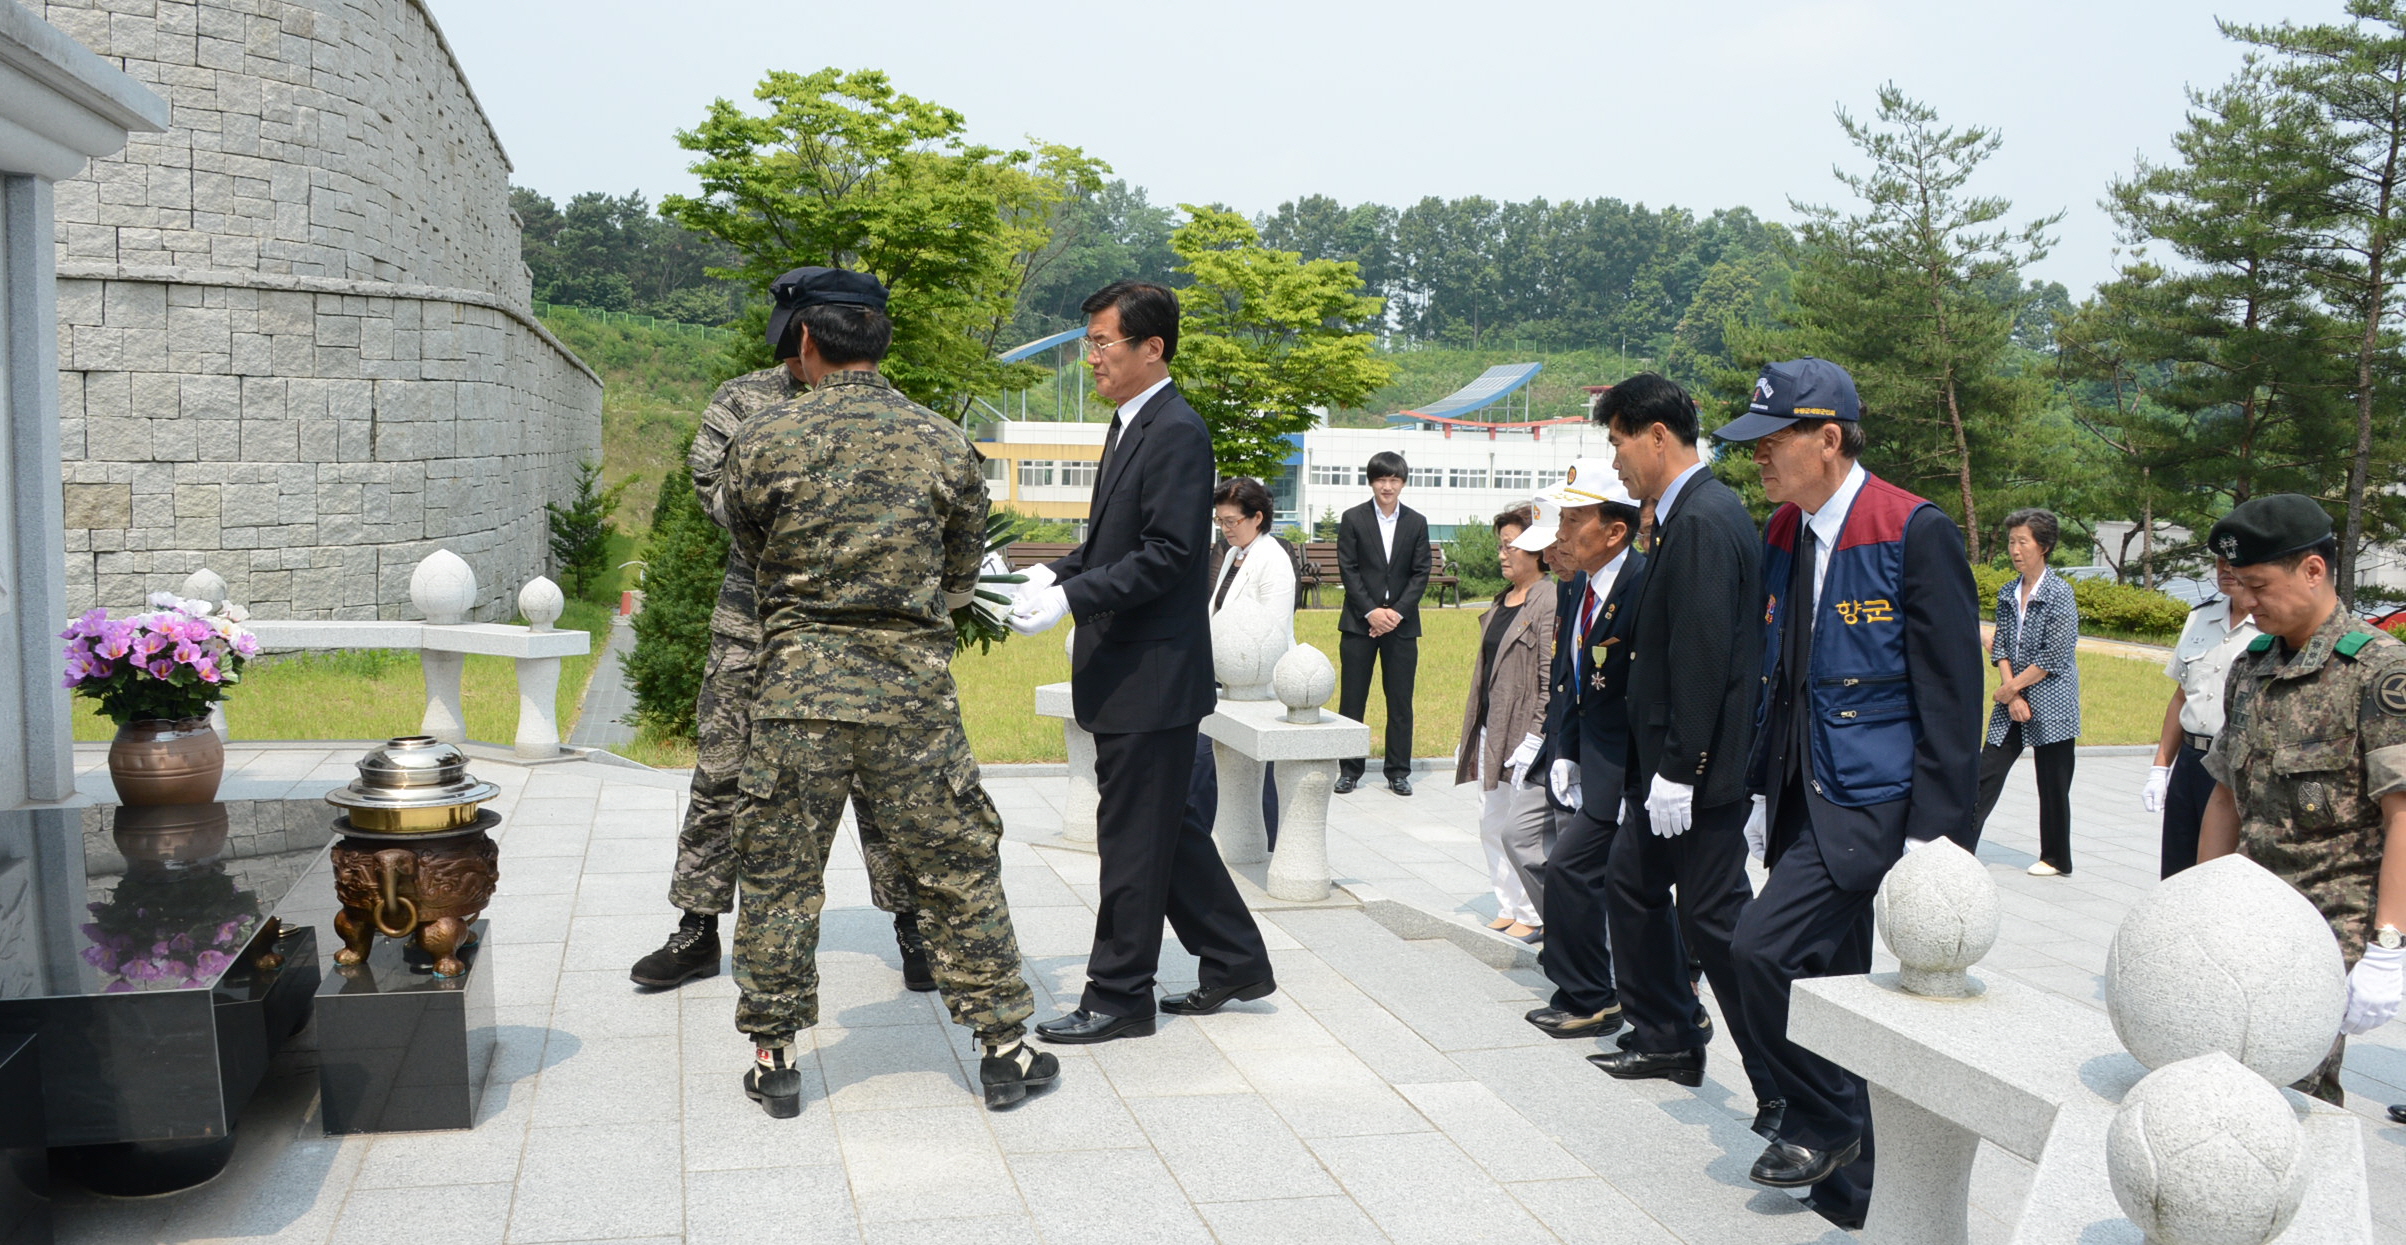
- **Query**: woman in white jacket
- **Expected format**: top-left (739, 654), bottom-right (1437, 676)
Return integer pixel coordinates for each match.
top-left (1193, 477), bottom-right (1300, 844)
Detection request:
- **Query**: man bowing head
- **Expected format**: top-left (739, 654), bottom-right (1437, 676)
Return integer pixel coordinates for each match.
top-left (1009, 281), bottom-right (1275, 1043)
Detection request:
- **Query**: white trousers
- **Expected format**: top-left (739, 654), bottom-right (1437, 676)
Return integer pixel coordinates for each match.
top-left (1476, 728), bottom-right (1552, 926)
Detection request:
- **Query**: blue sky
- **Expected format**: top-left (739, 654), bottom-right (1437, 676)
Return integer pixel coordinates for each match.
top-left (432, 0), bottom-right (2316, 297)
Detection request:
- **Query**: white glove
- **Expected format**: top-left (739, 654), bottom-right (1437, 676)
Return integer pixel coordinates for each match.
top-left (1742, 795), bottom-right (1767, 862)
top-left (2141, 765), bottom-right (2172, 813)
top-left (1645, 774), bottom-right (1694, 838)
top-left (1007, 585), bottom-right (1069, 635)
top-left (2343, 942), bottom-right (2406, 1035)
top-left (1506, 734), bottom-right (1543, 789)
top-left (943, 587), bottom-right (978, 612)
top-left (1549, 759), bottom-right (1581, 810)
top-left (1015, 563), bottom-right (1057, 604)
top-left (1903, 836), bottom-right (1934, 854)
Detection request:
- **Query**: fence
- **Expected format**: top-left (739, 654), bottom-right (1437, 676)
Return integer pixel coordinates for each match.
top-left (530, 301), bottom-right (735, 344)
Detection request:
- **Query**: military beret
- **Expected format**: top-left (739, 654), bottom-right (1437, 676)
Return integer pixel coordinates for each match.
top-left (767, 266), bottom-right (888, 360)
top-left (2207, 493), bottom-right (2334, 567)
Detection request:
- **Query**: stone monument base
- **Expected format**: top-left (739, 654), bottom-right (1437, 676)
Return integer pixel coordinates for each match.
top-left (0, 1035), bottom-right (48, 1245)
top-left (316, 920), bottom-right (494, 1134)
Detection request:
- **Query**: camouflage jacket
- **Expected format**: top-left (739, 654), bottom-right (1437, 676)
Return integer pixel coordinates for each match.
top-left (2204, 603), bottom-right (2406, 962)
top-left (723, 369), bottom-right (987, 726)
top-left (691, 365), bottom-right (806, 643)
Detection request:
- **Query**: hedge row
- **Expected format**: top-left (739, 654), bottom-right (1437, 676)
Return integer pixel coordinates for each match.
top-left (1971, 565), bottom-right (2191, 638)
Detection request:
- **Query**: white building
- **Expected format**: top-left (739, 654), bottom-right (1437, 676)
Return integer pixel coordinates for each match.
top-left (1292, 421), bottom-right (1619, 538)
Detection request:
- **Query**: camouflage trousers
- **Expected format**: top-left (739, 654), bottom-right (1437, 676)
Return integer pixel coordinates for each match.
top-left (670, 634), bottom-right (914, 915)
top-left (2293, 1035), bottom-right (2347, 1107)
top-left (732, 718), bottom-right (1033, 1043)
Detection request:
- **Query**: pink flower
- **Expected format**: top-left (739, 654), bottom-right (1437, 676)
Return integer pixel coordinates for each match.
top-left (135, 630), bottom-right (172, 658)
top-left (95, 623), bottom-right (133, 660)
top-left (146, 657), bottom-right (176, 679)
top-left (194, 658), bottom-right (221, 684)
top-left (172, 640), bottom-right (202, 665)
top-left (233, 634), bottom-right (259, 657)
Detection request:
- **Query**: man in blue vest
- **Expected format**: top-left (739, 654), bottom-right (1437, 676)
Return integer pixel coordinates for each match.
top-left (1715, 358), bottom-right (1983, 1230)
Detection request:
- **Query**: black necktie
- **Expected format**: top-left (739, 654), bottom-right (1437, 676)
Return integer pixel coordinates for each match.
top-left (1785, 523), bottom-right (1819, 774)
top-left (1098, 416), bottom-right (1123, 486)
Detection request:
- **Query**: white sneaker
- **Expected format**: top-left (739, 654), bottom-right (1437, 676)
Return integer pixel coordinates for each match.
top-left (2026, 861), bottom-right (2061, 877)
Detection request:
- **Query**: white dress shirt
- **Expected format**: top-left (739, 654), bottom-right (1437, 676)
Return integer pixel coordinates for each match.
top-left (1109, 375), bottom-right (1174, 444)
top-left (1799, 462), bottom-right (1868, 628)
top-left (1655, 460), bottom-right (1710, 522)
top-left (1375, 500), bottom-right (1400, 562)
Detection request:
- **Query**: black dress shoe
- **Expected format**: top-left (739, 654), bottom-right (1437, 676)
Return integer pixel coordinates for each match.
top-left (1034, 1009), bottom-right (1157, 1045)
top-left (1750, 1137), bottom-right (1862, 1188)
top-left (1161, 978), bottom-right (1276, 1015)
top-left (1334, 775), bottom-right (1359, 794)
top-left (1524, 1004), bottom-right (1623, 1039)
top-left (2390, 1103), bottom-right (2406, 1126)
top-left (1799, 1195), bottom-right (1867, 1231)
top-left (1586, 1047), bottom-right (1706, 1087)
top-left (980, 1044), bottom-right (1060, 1109)
top-left (1390, 777), bottom-right (1414, 796)
top-left (1751, 1099), bottom-right (1786, 1142)
top-left (1618, 1013), bottom-right (1711, 1050)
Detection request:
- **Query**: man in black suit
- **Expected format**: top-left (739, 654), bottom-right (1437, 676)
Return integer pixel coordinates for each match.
top-left (1336, 453), bottom-right (1431, 795)
top-left (1716, 359), bottom-right (1982, 1230)
top-left (1585, 374), bottom-right (1778, 1119)
top-left (1517, 466), bottom-right (1647, 1039)
top-left (1007, 281), bottom-right (1275, 1044)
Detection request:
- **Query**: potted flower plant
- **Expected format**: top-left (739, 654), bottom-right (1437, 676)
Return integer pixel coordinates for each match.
top-left (61, 592), bottom-right (259, 805)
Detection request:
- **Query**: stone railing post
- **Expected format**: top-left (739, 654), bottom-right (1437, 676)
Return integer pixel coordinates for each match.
top-left (411, 550), bottom-right (477, 743)
top-left (513, 577), bottom-right (565, 758)
top-left (180, 567), bottom-right (234, 741)
top-left (1034, 683), bottom-right (1097, 845)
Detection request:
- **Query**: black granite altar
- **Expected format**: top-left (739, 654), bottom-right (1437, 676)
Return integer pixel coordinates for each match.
top-left (0, 1035), bottom-right (49, 1245)
top-left (0, 800), bottom-right (329, 1191)
top-left (317, 919), bottom-right (493, 1134)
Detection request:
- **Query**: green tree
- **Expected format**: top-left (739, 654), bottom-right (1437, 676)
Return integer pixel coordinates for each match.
top-left (1168, 206), bottom-right (1393, 480)
top-left (545, 460), bottom-right (626, 601)
top-left (1743, 84), bottom-right (2062, 559)
top-left (2229, 2), bottom-right (2406, 600)
top-left (624, 438), bottom-right (729, 739)
top-left (660, 68), bottom-right (1105, 415)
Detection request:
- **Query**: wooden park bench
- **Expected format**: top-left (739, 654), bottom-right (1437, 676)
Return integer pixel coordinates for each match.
top-left (1296, 540), bottom-right (1462, 609)
top-left (1002, 542), bottom-right (1080, 571)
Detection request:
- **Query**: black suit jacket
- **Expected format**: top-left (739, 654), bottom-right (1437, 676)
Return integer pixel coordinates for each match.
top-left (1336, 501), bottom-right (1430, 638)
top-left (1755, 505), bottom-right (1984, 890)
top-left (1537, 552), bottom-right (1649, 816)
top-left (1045, 383), bottom-right (1217, 734)
top-left (1625, 468), bottom-right (1762, 810)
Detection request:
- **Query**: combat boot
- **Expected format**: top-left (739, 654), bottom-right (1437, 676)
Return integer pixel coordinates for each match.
top-left (894, 910), bottom-right (936, 993)
top-left (631, 911), bottom-right (720, 988)
top-left (980, 1038), bottom-right (1059, 1110)
top-left (745, 1039), bottom-right (803, 1119)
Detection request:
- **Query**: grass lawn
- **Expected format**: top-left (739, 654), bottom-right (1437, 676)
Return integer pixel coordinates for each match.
top-left (70, 599), bottom-right (615, 747)
top-left (954, 604), bottom-right (2173, 764)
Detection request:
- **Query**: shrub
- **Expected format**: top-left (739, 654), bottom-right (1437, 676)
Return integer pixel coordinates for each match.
top-left (1448, 521), bottom-right (1501, 583)
top-left (995, 506), bottom-right (1080, 543)
top-left (623, 436), bottom-right (727, 738)
top-left (546, 459), bottom-right (627, 601)
top-left (2070, 578), bottom-right (2190, 637)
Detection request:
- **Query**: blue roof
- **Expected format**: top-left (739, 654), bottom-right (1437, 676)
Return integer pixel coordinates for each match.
top-left (996, 326), bottom-right (1088, 363)
top-left (1388, 362), bottom-right (1544, 424)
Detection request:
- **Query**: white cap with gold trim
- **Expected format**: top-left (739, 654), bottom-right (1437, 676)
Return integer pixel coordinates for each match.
top-left (1508, 499), bottom-right (1561, 552)
top-left (1534, 458), bottom-right (1636, 510)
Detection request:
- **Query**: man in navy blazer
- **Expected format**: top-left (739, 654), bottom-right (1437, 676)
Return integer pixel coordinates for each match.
top-left (1716, 359), bottom-right (1982, 1231)
top-left (1007, 281), bottom-right (1274, 1044)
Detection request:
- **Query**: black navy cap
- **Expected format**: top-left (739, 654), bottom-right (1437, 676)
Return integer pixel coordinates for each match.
top-left (1712, 357), bottom-right (1863, 442)
top-left (767, 267), bottom-right (888, 360)
top-left (2207, 494), bottom-right (2335, 568)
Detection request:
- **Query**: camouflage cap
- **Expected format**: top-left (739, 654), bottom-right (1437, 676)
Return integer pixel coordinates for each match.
top-left (2207, 493), bottom-right (2334, 567)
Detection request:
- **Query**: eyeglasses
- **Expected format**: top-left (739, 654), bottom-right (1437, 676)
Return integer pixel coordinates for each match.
top-left (1085, 335), bottom-right (1135, 359)
top-left (1213, 513), bottom-right (1253, 528)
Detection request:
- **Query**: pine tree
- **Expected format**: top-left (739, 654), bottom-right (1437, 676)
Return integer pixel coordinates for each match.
top-left (624, 437), bottom-right (729, 739)
top-left (545, 460), bottom-right (625, 600)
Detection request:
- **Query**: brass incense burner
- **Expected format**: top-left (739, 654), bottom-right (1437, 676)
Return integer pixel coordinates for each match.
top-left (326, 737), bottom-right (501, 977)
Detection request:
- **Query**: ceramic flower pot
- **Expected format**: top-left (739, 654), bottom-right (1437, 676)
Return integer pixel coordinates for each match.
top-left (111, 802), bottom-right (232, 878)
top-left (108, 717), bottom-right (226, 806)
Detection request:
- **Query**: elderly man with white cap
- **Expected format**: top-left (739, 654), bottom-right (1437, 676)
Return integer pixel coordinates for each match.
top-left (1519, 462), bottom-right (1650, 1039)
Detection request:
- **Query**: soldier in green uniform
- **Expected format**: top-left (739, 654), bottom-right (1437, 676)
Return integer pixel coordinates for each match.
top-left (2198, 493), bottom-right (2406, 1106)
top-left (631, 275), bottom-right (933, 993)
top-left (720, 267), bottom-right (1054, 1117)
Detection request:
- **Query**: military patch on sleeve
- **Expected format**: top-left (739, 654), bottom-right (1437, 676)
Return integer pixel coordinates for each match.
top-left (2379, 670), bottom-right (2406, 717)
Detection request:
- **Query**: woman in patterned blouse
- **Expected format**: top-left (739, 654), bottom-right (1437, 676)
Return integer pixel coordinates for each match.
top-left (1970, 508), bottom-right (2083, 876)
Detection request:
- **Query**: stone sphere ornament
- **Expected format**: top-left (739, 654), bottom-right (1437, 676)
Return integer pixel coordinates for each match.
top-left (518, 576), bottom-right (564, 632)
top-left (1874, 836), bottom-right (1999, 997)
top-left (1211, 594), bottom-right (1288, 701)
top-left (2105, 855), bottom-right (2346, 1085)
top-left (1274, 644), bottom-right (1338, 724)
top-left (410, 549), bottom-right (478, 624)
top-left (2106, 1051), bottom-right (2308, 1245)
top-left (179, 567), bottom-right (229, 609)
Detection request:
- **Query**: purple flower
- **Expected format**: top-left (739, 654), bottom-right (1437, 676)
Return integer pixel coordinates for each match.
top-left (195, 659), bottom-right (221, 684)
top-left (172, 639), bottom-right (202, 665)
top-left (194, 950), bottom-right (232, 977)
top-left (146, 658), bottom-right (177, 679)
top-left (104, 981), bottom-right (132, 993)
top-left (234, 634), bottom-right (259, 657)
top-left (81, 943), bottom-right (112, 968)
top-left (95, 623), bottom-right (133, 660)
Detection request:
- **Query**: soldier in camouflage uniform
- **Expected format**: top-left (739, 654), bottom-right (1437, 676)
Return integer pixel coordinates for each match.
top-left (630, 301), bottom-right (933, 993)
top-left (2199, 494), bottom-right (2406, 1107)
top-left (720, 267), bottom-right (1054, 1117)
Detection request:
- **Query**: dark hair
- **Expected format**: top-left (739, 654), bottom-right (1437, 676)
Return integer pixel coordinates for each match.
top-left (1598, 500), bottom-right (1642, 532)
top-left (1213, 476), bottom-right (1274, 527)
top-left (1594, 372), bottom-right (1699, 445)
top-left (1786, 416), bottom-right (1868, 459)
top-left (794, 303), bottom-right (891, 365)
top-left (1081, 280), bottom-right (1180, 362)
top-left (2275, 537), bottom-right (2342, 576)
top-left (1492, 505), bottom-right (1536, 535)
top-left (2003, 508), bottom-right (2060, 556)
top-left (1366, 451), bottom-right (1409, 483)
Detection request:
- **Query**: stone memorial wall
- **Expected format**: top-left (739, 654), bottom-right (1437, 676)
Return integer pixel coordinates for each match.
top-left (34, 0), bottom-right (603, 621)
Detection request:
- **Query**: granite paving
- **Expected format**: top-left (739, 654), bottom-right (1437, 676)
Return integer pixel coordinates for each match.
top-left (46, 740), bottom-right (2406, 1244)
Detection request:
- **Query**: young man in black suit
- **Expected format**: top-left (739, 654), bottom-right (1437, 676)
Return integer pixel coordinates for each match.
top-left (1585, 374), bottom-right (1779, 1121)
top-left (1716, 359), bottom-right (1982, 1231)
top-left (1518, 466), bottom-right (1647, 1039)
top-left (1007, 281), bottom-right (1274, 1044)
top-left (1336, 453), bottom-right (1431, 795)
